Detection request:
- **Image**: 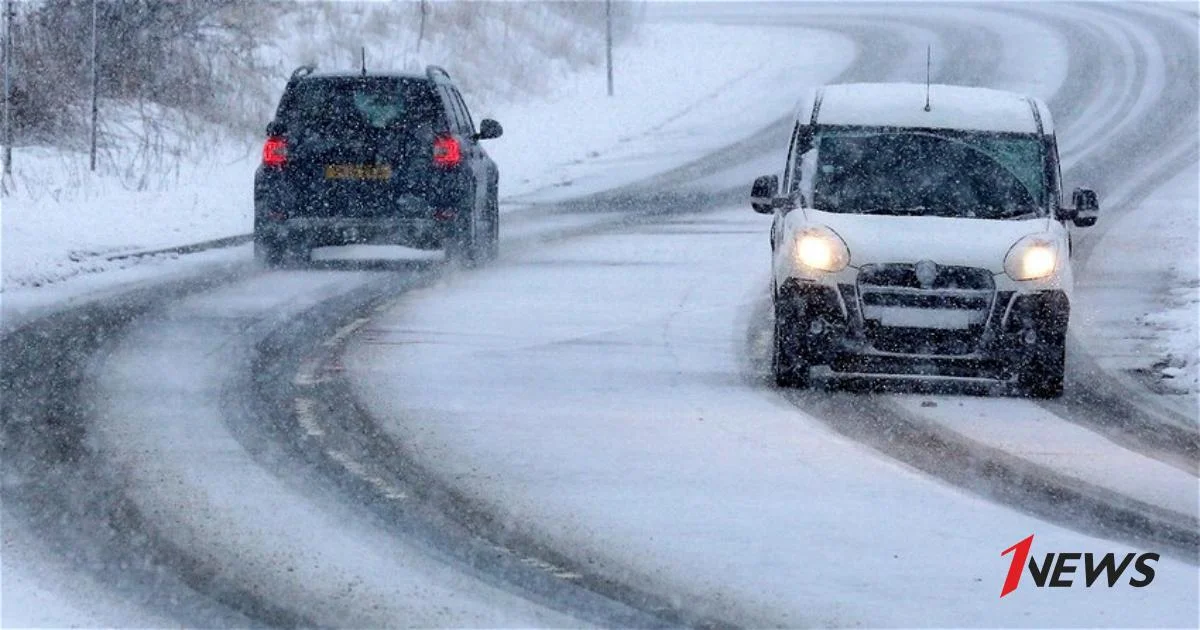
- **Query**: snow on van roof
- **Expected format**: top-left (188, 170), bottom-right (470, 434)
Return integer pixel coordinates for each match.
top-left (814, 83), bottom-right (1047, 134)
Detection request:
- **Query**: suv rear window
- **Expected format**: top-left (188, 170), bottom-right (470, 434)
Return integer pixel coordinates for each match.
top-left (277, 77), bottom-right (445, 137)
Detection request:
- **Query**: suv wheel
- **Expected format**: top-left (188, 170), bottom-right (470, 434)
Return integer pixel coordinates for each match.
top-left (255, 237), bottom-right (285, 268)
top-left (1019, 331), bottom-right (1065, 399)
top-left (255, 235), bottom-right (308, 269)
top-left (483, 192), bottom-right (500, 262)
top-left (445, 205), bottom-right (478, 267)
top-left (773, 295), bottom-right (811, 388)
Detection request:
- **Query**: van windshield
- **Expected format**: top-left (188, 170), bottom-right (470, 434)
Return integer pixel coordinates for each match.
top-left (806, 129), bottom-right (1048, 219)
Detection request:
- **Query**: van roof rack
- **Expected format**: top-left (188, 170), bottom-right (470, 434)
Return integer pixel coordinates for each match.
top-left (425, 65), bottom-right (451, 83)
top-left (290, 64), bottom-right (316, 80)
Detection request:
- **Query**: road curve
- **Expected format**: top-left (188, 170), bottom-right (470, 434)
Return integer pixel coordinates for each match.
top-left (2, 2), bottom-right (1196, 627)
top-left (0, 8), bottom-right (927, 625)
top-left (343, 2), bottom-right (1197, 626)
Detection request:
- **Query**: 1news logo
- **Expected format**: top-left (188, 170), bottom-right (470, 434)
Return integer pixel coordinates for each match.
top-left (1000, 534), bottom-right (1158, 598)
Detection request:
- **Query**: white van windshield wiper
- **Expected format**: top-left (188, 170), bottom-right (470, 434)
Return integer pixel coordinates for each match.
top-left (999, 209), bottom-right (1043, 220)
top-left (858, 206), bottom-right (933, 216)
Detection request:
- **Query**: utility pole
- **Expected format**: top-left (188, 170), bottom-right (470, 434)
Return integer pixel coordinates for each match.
top-left (605, 0), bottom-right (613, 97)
top-left (89, 0), bottom-right (98, 171)
top-left (416, 0), bottom-right (427, 56)
top-left (3, 0), bottom-right (13, 177)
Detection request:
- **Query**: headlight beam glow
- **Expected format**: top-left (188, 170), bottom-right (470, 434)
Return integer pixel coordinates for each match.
top-left (793, 227), bottom-right (850, 273)
top-left (1004, 235), bottom-right (1059, 281)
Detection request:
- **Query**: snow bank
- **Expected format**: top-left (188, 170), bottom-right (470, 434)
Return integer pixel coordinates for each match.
top-left (488, 23), bottom-right (854, 202)
top-left (1075, 164), bottom-right (1200, 399)
top-left (0, 125), bottom-right (254, 290)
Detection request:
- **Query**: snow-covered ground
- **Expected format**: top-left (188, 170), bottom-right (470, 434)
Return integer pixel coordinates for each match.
top-left (1075, 164), bottom-right (1200, 397)
top-left (0, 518), bottom-right (180, 628)
top-left (488, 23), bottom-right (853, 203)
top-left (346, 206), bottom-right (1198, 627)
top-left (339, 5), bottom-right (1198, 625)
top-left (891, 394), bottom-right (1197, 517)
top-left (0, 135), bottom-right (254, 290)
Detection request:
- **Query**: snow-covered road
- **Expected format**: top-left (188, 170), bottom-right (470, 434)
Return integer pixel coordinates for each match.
top-left (349, 206), bottom-right (1196, 627)
top-left (347, 2), bottom-right (1199, 625)
top-left (3, 2), bottom-right (1197, 627)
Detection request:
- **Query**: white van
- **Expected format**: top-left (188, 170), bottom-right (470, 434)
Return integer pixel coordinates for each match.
top-left (752, 83), bottom-right (1099, 397)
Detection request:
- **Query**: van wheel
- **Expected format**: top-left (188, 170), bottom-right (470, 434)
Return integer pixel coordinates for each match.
top-left (1020, 333), bottom-right (1065, 399)
top-left (773, 296), bottom-right (811, 388)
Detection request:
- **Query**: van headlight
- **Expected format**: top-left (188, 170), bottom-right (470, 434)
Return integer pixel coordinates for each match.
top-left (794, 226), bottom-right (851, 273)
top-left (1004, 235), bottom-right (1059, 281)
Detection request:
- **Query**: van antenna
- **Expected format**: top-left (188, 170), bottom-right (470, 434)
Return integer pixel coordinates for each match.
top-left (361, 46), bottom-right (367, 76)
top-left (924, 44), bottom-right (932, 112)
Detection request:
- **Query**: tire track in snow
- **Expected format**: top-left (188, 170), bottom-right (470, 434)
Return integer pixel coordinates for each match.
top-left (248, 289), bottom-right (729, 629)
top-left (0, 265), bottom-right (310, 627)
top-left (252, 9), bottom-right (1008, 626)
top-left (741, 1), bottom-right (1199, 559)
top-left (1003, 2), bottom-right (1200, 465)
top-left (739, 295), bottom-right (1199, 562)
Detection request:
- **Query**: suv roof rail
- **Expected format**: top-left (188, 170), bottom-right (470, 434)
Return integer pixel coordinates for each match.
top-left (290, 64), bottom-right (316, 81)
top-left (426, 65), bottom-right (451, 83)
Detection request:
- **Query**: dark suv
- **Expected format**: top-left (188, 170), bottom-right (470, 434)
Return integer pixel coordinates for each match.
top-left (254, 65), bottom-right (502, 266)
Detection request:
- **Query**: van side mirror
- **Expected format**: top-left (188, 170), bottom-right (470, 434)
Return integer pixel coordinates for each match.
top-left (751, 175), bottom-right (779, 214)
top-left (1072, 187), bottom-right (1099, 227)
top-left (476, 119), bottom-right (503, 140)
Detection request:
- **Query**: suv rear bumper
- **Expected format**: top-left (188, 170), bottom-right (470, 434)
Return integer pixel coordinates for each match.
top-left (256, 215), bottom-right (454, 250)
top-left (254, 165), bottom-right (471, 250)
top-left (777, 278), bottom-right (1069, 381)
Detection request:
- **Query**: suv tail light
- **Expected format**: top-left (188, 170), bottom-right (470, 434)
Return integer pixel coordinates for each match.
top-left (433, 136), bottom-right (461, 168)
top-left (263, 136), bottom-right (287, 167)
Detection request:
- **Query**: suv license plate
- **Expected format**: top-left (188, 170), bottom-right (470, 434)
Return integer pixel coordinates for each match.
top-left (325, 164), bottom-right (392, 180)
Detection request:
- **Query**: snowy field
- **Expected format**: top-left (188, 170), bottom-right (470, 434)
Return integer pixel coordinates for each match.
top-left (1075, 165), bottom-right (1200, 397)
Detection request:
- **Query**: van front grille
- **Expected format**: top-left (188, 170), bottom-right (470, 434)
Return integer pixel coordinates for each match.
top-left (856, 263), bottom-right (996, 356)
